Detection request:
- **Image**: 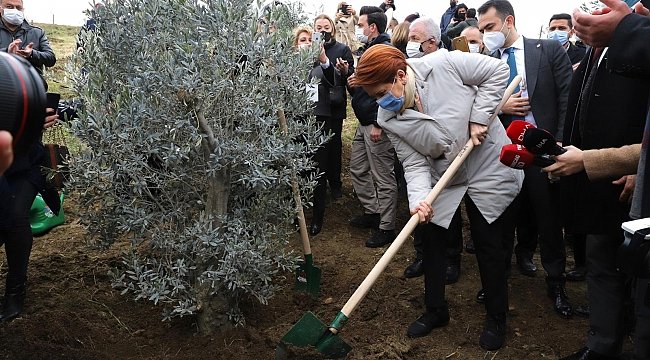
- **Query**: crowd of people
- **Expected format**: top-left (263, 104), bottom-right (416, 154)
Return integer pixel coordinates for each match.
top-left (1, 0), bottom-right (650, 358)
top-left (294, 0), bottom-right (650, 357)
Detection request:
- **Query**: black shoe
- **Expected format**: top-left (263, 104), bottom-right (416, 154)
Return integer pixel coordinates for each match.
top-left (566, 266), bottom-right (586, 282)
top-left (445, 262), bottom-right (460, 285)
top-left (365, 229), bottom-right (395, 248)
top-left (406, 304), bottom-right (450, 338)
top-left (404, 258), bottom-right (424, 278)
top-left (559, 347), bottom-right (620, 360)
top-left (350, 213), bottom-right (380, 229)
top-left (464, 240), bottom-right (476, 254)
top-left (547, 284), bottom-right (573, 318)
top-left (0, 285), bottom-right (26, 323)
top-left (309, 220), bottom-right (322, 236)
top-left (331, 187), bottom-right (343, 200)
top-left (516, 255), bottom-right (537, 277)
top-left (479, 313), bottom-right (506, 351)
top-left (476, 289), bottom-right (486, 304)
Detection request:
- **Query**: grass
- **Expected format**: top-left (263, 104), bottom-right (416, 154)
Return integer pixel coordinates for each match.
top-left (38, 23), bottom-right (79, 99)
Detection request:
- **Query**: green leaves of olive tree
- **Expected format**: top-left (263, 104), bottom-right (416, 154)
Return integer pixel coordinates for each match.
top-left (69, 0), bottom-right (325, 328)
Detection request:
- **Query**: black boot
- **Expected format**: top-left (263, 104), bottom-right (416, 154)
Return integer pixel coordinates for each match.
top-left (547, 280), bottom-right (573, 318)
top-left (0, 285), bottom-right (26, 323)
top-left (406, 303), bottom-right (450, 338)
top-left (479, 313), bottom-right (506, 351)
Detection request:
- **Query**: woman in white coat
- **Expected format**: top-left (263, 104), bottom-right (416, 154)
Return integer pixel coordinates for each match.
top-left (351, 44), bottom-right (523, 351)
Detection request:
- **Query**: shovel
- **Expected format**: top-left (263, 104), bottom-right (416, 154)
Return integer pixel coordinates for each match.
top-left (278, 109), bottom-right (321, 297)
top-left (276, 75), bottom-right (522, 359)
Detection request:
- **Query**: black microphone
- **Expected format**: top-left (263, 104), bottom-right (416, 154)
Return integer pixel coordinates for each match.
top-left (522, 127), bottom-right (566, 156)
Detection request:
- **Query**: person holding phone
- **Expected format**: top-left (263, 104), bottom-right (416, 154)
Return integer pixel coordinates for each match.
top-left (334, 2), bottom-right (359, 51)
top-left (304, 15), bottom-right (354, 236)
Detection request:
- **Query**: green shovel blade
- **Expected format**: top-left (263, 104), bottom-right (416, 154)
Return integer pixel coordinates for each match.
top-left (279, 312), bottom-right (351, 359)
top-left (295, 254), bottom-right (321, 296)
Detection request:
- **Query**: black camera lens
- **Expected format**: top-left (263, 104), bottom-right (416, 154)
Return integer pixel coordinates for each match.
top-left (0, 52), bottom-right (46, 154)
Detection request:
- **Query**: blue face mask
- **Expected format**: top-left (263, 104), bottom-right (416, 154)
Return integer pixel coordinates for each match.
top-left (376, 77), bottom-right (404, 112)
top-left (548, 30), bottom-right (569, 45)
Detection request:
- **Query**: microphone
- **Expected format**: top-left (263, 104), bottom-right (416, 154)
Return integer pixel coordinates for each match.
top-left (522, 127), bottom-right (566, 156)
top-left (499, 144), bottom-right (556, 169)
top-left (506, 120), bottom-right (536, 145)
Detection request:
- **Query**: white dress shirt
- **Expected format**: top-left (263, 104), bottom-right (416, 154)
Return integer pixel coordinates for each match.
top-left (499, 35), bottom-right (536, 126)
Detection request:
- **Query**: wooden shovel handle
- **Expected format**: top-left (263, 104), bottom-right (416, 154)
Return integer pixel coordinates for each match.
top-left (277, 110), bottom-right (311, 256)
top-left (337, 75), bottom-right (523, 322)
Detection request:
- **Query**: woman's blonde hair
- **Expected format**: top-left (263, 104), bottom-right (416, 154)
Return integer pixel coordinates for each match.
top-left (292, 25), bottom-right (313, 47)
top-left (391, 21), bottom-right (410, 51)
top-left (314, 14), bottom-right (337, 38)
top-left (355, 44), bottom-right (417, 113)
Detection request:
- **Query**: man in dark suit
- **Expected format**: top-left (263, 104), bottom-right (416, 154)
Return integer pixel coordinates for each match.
top-left (478, 0), bottom-right (574, 318)
top-left (548, 13), bottom-right (587, 70)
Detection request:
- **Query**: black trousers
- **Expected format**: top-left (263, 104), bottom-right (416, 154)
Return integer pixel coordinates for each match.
top-left (413, 206), bottom-right (463, 263)
top-left (423, 198), bottom-right (514, 316)
top-left (326, 117), bottom-right (343, 193)
top-left (312, 116), bottom-right (342, 221)
top-left (0, 176), bottom-right (38, 291)
top-left (511, 168), bottom-right (566, 281)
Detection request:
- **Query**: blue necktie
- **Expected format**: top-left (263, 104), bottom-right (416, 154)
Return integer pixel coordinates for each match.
top-left (505, 47), bottom-right (520, 93)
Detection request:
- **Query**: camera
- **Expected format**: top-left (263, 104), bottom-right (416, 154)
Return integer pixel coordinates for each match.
top-left (0, 52), bottom-right (46, 154)
top-left (619, 218), bottom-right (650, 278)
top-left (339, 5), bottom-right (348, 15)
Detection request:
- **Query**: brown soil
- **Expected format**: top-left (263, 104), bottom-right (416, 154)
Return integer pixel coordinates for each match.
top-left (0, 139), bottom-right (595, 360)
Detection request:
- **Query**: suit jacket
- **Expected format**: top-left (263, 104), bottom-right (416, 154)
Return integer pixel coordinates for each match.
top-left (562, 47), bottom-right (649, 234)
top-left (494, 37), bottom-right (573, 141)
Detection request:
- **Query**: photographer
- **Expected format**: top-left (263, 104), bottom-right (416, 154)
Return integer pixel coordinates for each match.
top-left (0, 0), bottom-right (56, 90)
top-left (334, 2), bottom-right (359, 51)
top-left (0, 107), bottom-right (59, 322)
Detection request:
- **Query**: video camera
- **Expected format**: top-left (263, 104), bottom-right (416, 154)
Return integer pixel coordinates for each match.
top-left (0, 52), bottom-right (46, 154)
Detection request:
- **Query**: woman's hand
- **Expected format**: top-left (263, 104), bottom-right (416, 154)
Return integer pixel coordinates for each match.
top-left (469, 123), bottom-right (488, 146)
top-left (411, 201), bottom-right (434, 224)
top-left (335, 57), bottom-right (349, 76)
top-left (319, 43), bottom-right (328, 64)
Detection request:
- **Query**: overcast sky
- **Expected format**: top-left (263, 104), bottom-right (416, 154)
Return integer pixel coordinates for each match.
top-left (34, 0), bottom-right (590, 38)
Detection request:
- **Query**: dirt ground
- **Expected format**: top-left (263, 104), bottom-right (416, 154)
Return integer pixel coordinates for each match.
top-left (0, 140), bottom-right (604, 360)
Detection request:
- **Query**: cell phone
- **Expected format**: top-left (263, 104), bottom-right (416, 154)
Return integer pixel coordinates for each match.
top-left (312, 32), bottom-right (322, 43)
top-left (46, 92), bottom-right (60, 115)
top-left (623, 0), bottom-right (641, 7)
top-left (452, 36), bottom-right (470, 52)
top-left (340, 5), bottom-right (348, 15)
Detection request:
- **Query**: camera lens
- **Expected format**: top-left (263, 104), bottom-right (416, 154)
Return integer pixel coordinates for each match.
top-left (0, 52), bottom-right (46, 154)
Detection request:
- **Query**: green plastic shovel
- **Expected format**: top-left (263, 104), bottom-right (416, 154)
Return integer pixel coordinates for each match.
top-left (278, 110), bottom-right (321, 297)
top-left (276, 76), bottom-right (522, 359)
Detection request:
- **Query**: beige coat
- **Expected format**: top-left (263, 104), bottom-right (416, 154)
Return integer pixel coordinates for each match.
top-left (335, 14), bottom-right (360, 51)
top-left (377, 50), bottom-right (524, 228)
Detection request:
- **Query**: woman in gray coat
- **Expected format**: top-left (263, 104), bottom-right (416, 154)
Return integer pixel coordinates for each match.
top-left (352, 44), bottom-right (523, 351)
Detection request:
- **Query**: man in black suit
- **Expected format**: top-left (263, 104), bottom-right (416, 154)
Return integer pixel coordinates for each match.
top-left (478, 0), bottom-right (574, 318)
top-left (548, 13), bottom-right (587, 70)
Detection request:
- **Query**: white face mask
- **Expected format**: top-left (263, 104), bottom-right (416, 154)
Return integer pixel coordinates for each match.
top-left (468, 43), bottom-right (481, 54)
top-left (483, 21), bottom-right (508, 52)
top-left (355, 26), bottom-right (368, 44)
top-left (297, 43), bottom-right (311, 50)
top-left (406, 41), bottom-right (424, 58)
top-left (2, 8), bottom-right (24, 26)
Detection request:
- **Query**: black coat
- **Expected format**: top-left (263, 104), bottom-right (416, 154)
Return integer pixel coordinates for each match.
top-left (563, 47), bottom-right (650, 234)
top-left (566, 41), bottom-right (587, 66)
top-left (349, 33), bottom-right (391, 126)
top-left (310, 40), bottom-right (354, 120)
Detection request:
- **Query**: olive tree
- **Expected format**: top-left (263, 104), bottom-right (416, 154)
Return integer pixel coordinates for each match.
top-left (68, 0), bottom-right (324, 333)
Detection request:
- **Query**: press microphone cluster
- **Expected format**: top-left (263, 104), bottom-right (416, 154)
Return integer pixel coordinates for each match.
top-left (499, 120), bottom-right (565, 169)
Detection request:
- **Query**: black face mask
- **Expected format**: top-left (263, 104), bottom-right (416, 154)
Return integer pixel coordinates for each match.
top-left (321, 31), bottom-right (332, 42)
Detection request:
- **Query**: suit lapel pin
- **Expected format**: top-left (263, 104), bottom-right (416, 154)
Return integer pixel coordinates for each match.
top-left (537, 44), bottom-right (541, 48)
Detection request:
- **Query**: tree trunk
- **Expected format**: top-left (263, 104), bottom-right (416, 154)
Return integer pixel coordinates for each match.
top-left (196, 155), bottom-right (232, 334)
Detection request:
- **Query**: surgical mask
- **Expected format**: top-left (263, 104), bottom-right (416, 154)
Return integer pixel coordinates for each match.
top-left (548, 30), bottom-right (569, 45)
top-left (468, 43), bottom-right (481, 54)
top-left (483, 21), bottom-right (508, 52)
top-left (298, 43), bottom-right (310, 50)
top-left (2, 8), bottom-right (24, 26)
top-left (376, 77), bottom-right (405, 112)
top-left (355, 27), bottom-right (368, 44)
top-left (406, 41), bottom-right (424, 58)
